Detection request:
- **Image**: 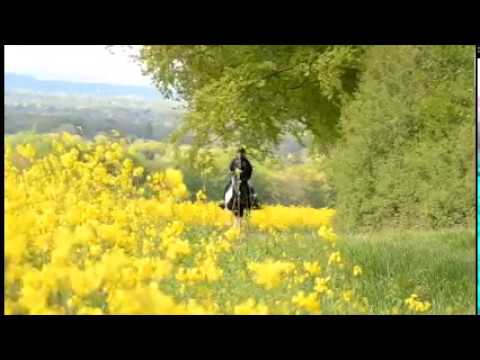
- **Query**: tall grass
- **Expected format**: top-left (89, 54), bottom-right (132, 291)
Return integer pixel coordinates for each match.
top-left (214, 226), bottom-right (475, 314)
top-left (336, 227), bottom-right (475, 314)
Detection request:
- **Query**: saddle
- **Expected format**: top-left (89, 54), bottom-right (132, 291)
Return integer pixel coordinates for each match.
top-left (219, 176), bottom-right (261, 210)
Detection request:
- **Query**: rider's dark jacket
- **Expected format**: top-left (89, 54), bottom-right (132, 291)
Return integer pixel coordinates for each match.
top-left (229, 155), bottom-right (252, 182)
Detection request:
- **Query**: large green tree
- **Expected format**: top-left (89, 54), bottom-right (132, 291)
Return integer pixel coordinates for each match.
top-left (139, 45), bottom-right (363, 155)
top-left (138, 45), bottom-right (475, 230)
top-left (329, 45), bottom-right (475, 230)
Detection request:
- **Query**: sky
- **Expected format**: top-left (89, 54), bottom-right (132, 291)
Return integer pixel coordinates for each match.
top-left (4, 45), bottom-right (155, 87)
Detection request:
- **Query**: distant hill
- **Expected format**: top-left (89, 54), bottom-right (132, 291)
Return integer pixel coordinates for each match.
top-left (5, 73), bottom-right (162, 101)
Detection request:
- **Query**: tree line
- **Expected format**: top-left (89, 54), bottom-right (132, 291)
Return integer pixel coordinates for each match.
top-left (139, 45), bottom-right (475, 230)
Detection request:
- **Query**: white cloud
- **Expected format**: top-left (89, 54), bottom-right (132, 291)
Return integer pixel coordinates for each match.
top-left (4, 45), bottom-right (154, 87)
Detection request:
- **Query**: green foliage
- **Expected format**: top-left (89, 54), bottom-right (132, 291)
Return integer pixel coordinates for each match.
top-left (6, 131), bottom-right (333, 208)
top-left (337, 227), bottom-right (475, 314)
top-left (252, 156), bottom-right (334, 207)
top-left (139, 45), bottom-right (364, 153)
top-left (180, 226), bottom-right (474, 314)
top-left (7, 46), bottom-right (474, 232)
top-left (329, 45), bottom-right (475, 230)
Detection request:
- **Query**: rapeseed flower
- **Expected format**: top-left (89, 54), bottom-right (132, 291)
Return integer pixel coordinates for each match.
top-left (247, 259), bottom-right (295, 289)
top-left (404, 294), bottom-right (431, 313)
top-left (234, 298), bottom-right (269, 315)
top-left (292, 291), bottom-right (320, 313)
top-left (353, 265), bottom-right (363, 277)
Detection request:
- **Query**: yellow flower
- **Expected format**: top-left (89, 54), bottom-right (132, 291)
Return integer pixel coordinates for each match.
top-left (164, 240), bottom-right (191, 260)
top-left (251, 206), bottom-right (335, 231)
top-left (318, 225), bottom-right (338, 243)
top-left (292, 291), bottom-right (320, 313)
top-left (4, 133), bottom-right (349, 316)
top-left (196, 189), bottom-right (208, 202)
top-left (404, 294), bottom-right (431, 313)
top-left (5, 233), bottom-right (27, 264)
top-left (16, 143), bottom-right (36, 159)
top-left (198, 257), bottom-right (223, 282)
top-left (77, 307), bottom-right (104, 315)
top-left (180, 300), bottom-right (211, 315)
top-left (303, 261), bottom-right (321, 276)
top-left (123, 158), bottom-right (134, 170)
top-left (172, 184), bottom-right (188, 199)
top-left (69, 268), bottom-right (102, 296)
top-left (247, 259), bottom-right (295, 289)
top-left (234, 298), bottom-right (269, 315)
top-left (391, 306), bottom-right (400, 315)
top-left (19, 285), bottom-right (49, 313)
top-left (108, 284), bottom-right (178, 314)
top-left (74, 224), bottom-right (97, 244)
top-left (342, 290), bottom-right (353, 303)
top-left (164, 168), bottom-right (183, 189)
top-left (327, 251), bottom-right (342, 266)
top-left (89, 244), bottom-right (102, 257)
top-left (294, 274), bottom-right (308, 284)
top-left (313, 276), bottom-right (331, 295)
top-left (133, 167), bottom-right (144, 177)
top-left (119, 267), bottom-right (138, 289)
top-left (353, 265), bottom-right (363, 277)
top-left (176, 267), bottom-right (203, 283)
top-left (224, 227), bottom-right (241, 242)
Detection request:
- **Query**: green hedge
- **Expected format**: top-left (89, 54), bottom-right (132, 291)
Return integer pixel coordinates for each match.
top-left (329, 45), bottom-right (475, 231)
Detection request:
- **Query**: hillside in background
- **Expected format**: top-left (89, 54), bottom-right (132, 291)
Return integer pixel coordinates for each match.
top-left (5, 73), bottom-right (162, 100)
top-left (4, 88), bottom-right (184, 141)
top-left (4, 76), bottom-right (304, 154)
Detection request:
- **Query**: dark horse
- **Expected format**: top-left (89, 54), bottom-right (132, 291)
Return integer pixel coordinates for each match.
top-left (220, 171), bottom-right (258, 227)
top-left (219, 148), bottom-right (260, 227)
top-left (225, 172), bottom-right (251, 217)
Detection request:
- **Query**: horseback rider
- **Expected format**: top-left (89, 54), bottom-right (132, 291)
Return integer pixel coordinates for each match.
top-left (220, 147), bottom-right (260, 210)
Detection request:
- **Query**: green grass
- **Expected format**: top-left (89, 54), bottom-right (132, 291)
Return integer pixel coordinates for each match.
top-left (184, 226), bottom-right (475, 315)
top-left (158, 227), bottom-right (476, 314)
top-left (336, 227), bottom-right (476, 314)
top-left (153, 225), bottom-right (475, 315)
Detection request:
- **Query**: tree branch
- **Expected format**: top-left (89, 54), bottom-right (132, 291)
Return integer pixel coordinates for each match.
top-left (288, 78), bottom-right (313, 90)
top-left (263, 66), bottom-right (295, 80)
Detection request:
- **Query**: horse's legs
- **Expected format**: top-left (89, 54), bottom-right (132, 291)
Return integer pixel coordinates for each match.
top-left (234, 216), bottom-right (241, 228)
top-left (239, 216), bottom-right (245, 230)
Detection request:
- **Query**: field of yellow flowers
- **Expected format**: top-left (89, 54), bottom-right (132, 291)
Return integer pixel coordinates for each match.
top-left (4, 132), bottom-right (461, 314)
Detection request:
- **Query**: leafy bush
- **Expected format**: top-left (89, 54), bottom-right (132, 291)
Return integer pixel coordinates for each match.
top-left (329, 45), bottom-right (475, 231)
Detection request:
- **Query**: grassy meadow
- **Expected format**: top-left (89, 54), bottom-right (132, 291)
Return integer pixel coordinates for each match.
top-left (4, 132), bottom-right (475, 315)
